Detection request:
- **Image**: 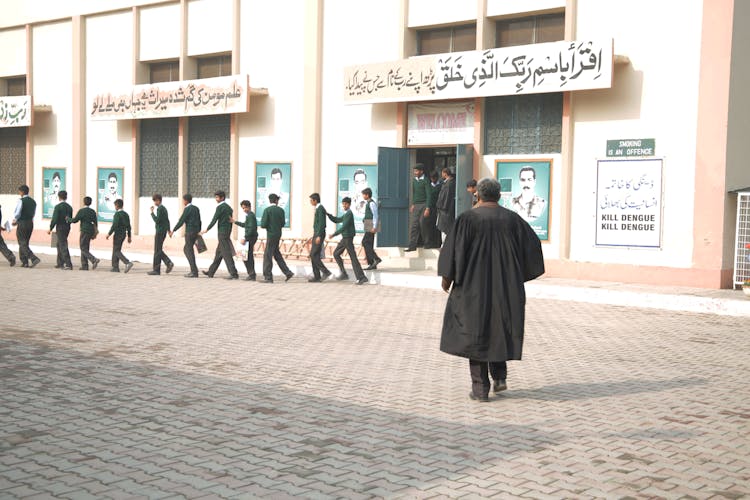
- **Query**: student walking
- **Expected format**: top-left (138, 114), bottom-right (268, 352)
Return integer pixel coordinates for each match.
top-left (105, 199), bottom-right (133, 273)
top-left (327, 196), bottom-right (368, 285)
top-left (68, 196), bottom-right (100, 270)
top-left (48, 190), bottom-right (73, 270)
top-left (232, 200), bottom-right (258, 281)
top-left (170, 194), bottom-right (201, 278)
top-left (201, 190), bottom-right (239, 279)
top-left (147, 194), bottom-right (174, 275)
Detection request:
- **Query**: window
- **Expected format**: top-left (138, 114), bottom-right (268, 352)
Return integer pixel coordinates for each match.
top-left (139, 118), bottom-right (179, 197)
top-left (484, 93), bottom-right (563, 155)
top-left (496, 13), bottom-right (564, 48)
top-left (197, 55), bottom-right (232, 79)
top-left (187, 115), bottom-right (230, 198)
top-left (5, 77), bottom-right (26, 96)
top-left (0, 127), bottom-right (26, 194)
top-left (150, 61), bottom-right (179, 83)
top-left (417, 24), bottom-right (476, 55)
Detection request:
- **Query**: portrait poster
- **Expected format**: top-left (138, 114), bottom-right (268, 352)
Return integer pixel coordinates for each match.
top-left (496, 159), bottom-right (551, 241)
top-left (336, 164), bottom-right (378, 233)
top-left (97, 167), bottom-right (124, 222)
top-left (42, 167), bottom-right (66, 219)
top-left (255, 162), bottom-right (291, 228)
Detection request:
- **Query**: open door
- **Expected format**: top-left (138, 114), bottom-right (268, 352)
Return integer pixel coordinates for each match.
top-left (454, 144), bottom-right (474, 217)
top-left (377, 146), bottom-right (411, 247)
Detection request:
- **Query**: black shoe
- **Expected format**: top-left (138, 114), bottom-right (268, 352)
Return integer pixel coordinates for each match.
top-left (469, 391), bottom-right (489, 402)
top-left (54, 265), bottom-right (63, 269)
top-left (92, 259), bottom-right (100, 270)
top-left (202, 270), bottom-right (213, 278)
top-left (355, 277), bottom-right (368, 285)
top-left (165, 262), bottom-right (174, 274)
top-left (336, 273), bottom-right (349, 281)
top-left (79, 268), bottom-right (88, 271)
top-left (184, 272), bottom-right (198, 278)
top-left (308, 276), bottom-right (322, 283)
top-left (30, 257), bottom-right (41, 268)
top-left (9, 257), bottom-right (16, 267)
top-left (124, 262), bottom-right (134, 274)
top-left (404, 247), bottom-right (417, 252)
top-left (63, 266), bottom-right (73, 271)
top-left (261, 278), bottom-right (273, 283)
top-left (110, 268), bottom-right (120, 273)
top-left (321, 271), bottom-right (332, 280)
top-left (147, 270), bottom-right (160, 276)
top-left (364, 263), bottom-right (375, 270)
top-left (225, 275), bottom-right (239, 280)
top-left (493, 379), bottom-right (507, 393)
top-left (21, 262), bottom-right (29, 268)
top-left (285, 272), bottom-right (294, 282)
top-left (245, 275), bottom-right (256, 281)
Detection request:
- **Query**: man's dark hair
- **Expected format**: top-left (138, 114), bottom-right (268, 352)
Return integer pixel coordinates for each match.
top-left (309, 193), bottom-right (321, 203)
top-left (183, 194), bottom-right (193, 203)
top-left (269, 193), bottom-right (280, 204)
top-left (361, 188), bottom-right (372, 197)
top-left (271, 168), bottom-right (282, 178)
top-left (353, 169), bottom-right (367, 181)
top-left (152, 194), bottom-right (162, 202)
top-left (52, 172), bottom-right (61, 181)
top-left (442, 167), bottom-right (454, 177)
top-left (108, 172), bottom-right (117, 182)
top-left (519, 167), bottom-right (536, 180)
top-left (466, 179), bottom-right (477, 188)
top-left (342, 196), bottom-right (352, 204)
top-left (214, 190), bottom-right (226, 200)
top-left (18, 185), bottom-right (29, 195)
top-left (83, 196), bottom-right (92, 206)
top-left (414, 164), bottom-right (424, 172)
top-left (58, 190), bottom-right (68, 200)
top-left (476, 178), bottom-right (502, 203)
top-left (114, 199), bottom-right (124, 209)
top-left (240, 200), bottom-right (251, 208)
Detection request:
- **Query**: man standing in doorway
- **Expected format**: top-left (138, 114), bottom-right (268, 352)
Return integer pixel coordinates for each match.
top-left (405, 164), bottom-right (433, 252)
top-left (260, 193), bottom-right (294, 283)
top-left (48, 190), bottom-right (73, 270)
top-left (147, 194), bottom-right (174, 276)
top-left (439, 178), bottom-right (544, 402)
top-left (12, 184), bottom-right (41, 268)
top-left (436, 167), bottom-right (456, 236)
top-left (308, 193), bottom-right (331, 282)
top-left (201, 190), bottom-right (239, 279)
top-left (170, 194), bottom-right (202, 278)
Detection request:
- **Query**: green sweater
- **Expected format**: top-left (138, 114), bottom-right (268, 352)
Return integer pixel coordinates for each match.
top-left (151, 205), bottom-right (170, 233)
top-left (18, 196), bottom-right (36, 221)
top-left (234, 212), bottom-right (257, 239)
top-left (261, 205), bottom-right (285, 239)
top-left (173, 204), bottom-right (201, 233)
top-left (412, 176), bottom-right (434, 207)
top-left (313, 204), bottom-right (327, 237)
top-left (69, 207), bottom-right (98, 235)
top-left (109, 210), bottom-right (131, 237)
top-left (206, 202), bottom-right (233, 234)
top-left (328, 209), bottom-right (355, 238)
top-left (50, 201), bottom-right (73, 231)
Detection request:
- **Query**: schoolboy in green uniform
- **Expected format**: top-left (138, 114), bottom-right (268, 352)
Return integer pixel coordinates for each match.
top-left (12, 184), bottom-right (41, 268)
top-left (308, 193), bottom-right (331, 282)
top-left (260, 193), bottom-right (294, 283)
top-left (170, 193), bottom-right (201, 278)
top-left (147, 194), bottom-right (174, 275)
top-left (0, 205), bottom-right (17, 266)
top-left (327, 196), bottom-right (368, 285)
top-left (48, 190), bottom-right (73, 270)
top-left (231, 200), bottom-right (257, 280)
top-left (106, 199), bottom-right (133, 273)
top-left (201, 190), bottom-right (239, 279)
top-left (68, 196), bottom-right (100, 270)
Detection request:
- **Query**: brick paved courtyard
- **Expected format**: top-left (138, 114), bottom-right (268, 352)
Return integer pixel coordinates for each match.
top-left (1, 263), bottom-right (749, 499)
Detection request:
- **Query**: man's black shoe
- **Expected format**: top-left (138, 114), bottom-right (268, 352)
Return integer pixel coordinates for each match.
top-left (147, 270), bottom-right (160, 276)
top-left (184, 272), bottom-right (198, 278)
top-left (92, 259), bottom-right (100, 270)
top-left (285, 272), bottom-right (294, 281)
top-left (355, 277), bottom-right (368, 285)
top-left (225, 275), bottom-right (239, 280)
top-left (245, 275), bottom-right (256, 281)
top-left (308, 276), bottom-right (322, 283)
top-left (469, 392), bottom-right (489, 402)
top-left (404, 247), bottom-right (417, 252)
top-left (30, 257), bottom-right (41, 268)
top-left (493, 379), bottom-right (507, 393)
top-left (336, 273), bottom-right (349, 281)
top-left (165, 262), bottom-right (174, 274)
top-left (261, 278), bottom-right (273, 283)
top-left (202, 270), bottom-right (213, 278)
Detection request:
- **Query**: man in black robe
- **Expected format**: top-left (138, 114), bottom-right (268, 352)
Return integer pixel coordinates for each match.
top-left (438, 177), bottom-right (545, 402)
top-left (436, 167), bottom-right (456, 235)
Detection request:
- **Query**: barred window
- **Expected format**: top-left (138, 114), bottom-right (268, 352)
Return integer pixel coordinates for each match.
top-left (417, 24), bottom-right (476, 55)
top-left (5, 77), bottom-right (27, 96)
top-left (139, 118), bottom-right (179, 197)
top-left (0, 127), bottom-right (26, 194)
top-left (484, 93), bottom-right (562, 155)
top-left (496, 13), bottom-right (565, 48)
top-left (197, 55), bottom-right (232, 79)
top-left (187, 115), bottom-right (230, 198)
top-left (150, 61), bottom-right (179, 83)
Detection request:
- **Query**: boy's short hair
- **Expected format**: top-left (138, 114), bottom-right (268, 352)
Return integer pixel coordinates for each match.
top-left (83, 196), bottom-right (92, 206)
top-left (114, 199), bottom-right (124, 209)
top-left (240, 200), bottom-right (251, 208)
top-left (309, 193), bottom-right (320, 203)
top-left (152, 194), bottom-right (162, 202)
top-left (342, 196), bottom-right (352, 204)
top-left (18, 185), bottom-right (29, 195)
top-left (361, 188), bottom-right (372, 197)
top-left (183, 194), bottom-right (193, 203)
top-left (214, 190), bottom-right (226, 199)
top-left (58, 190), bottom-right (68, 200)
top-left (268, 193), bottom-right (280, 204)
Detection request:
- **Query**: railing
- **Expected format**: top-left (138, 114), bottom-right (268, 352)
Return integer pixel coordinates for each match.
top-left (251, 237), bottom-right (366, 262)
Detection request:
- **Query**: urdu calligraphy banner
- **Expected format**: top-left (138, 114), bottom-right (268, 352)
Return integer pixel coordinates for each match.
top-left (344, 39), bottom-right (613, 104)
top-left (0, 95), bottom-right (32, 127)
top-left (90, 75), bottom-right (249, 120)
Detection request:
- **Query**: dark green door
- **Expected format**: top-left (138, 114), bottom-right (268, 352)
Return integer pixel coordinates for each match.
top-left (454, 144), bottom-right (474, 216)
top-left (377, 146), bottom-right (410, 248)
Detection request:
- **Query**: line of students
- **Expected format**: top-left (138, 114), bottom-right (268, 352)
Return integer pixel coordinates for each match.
top-left (1, 185), bottom-right (379, 285)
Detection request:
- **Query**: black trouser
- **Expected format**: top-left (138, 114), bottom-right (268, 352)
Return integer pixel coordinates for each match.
top-left (408, 203), bottom-right (429, 248)
top-left (184, 231), bottom-right (199, 274)
top-left (263, 234), bottom-right (292, 281)
top-left (79, 232), bottom-right (96, 269)
top-left (111, 233), bottom-right (130, 269)
top-left (333, 237), bottom-right (365, 280)
top-left (0, 232), bottom-right (14, 263)
top-left (16, 220), bottom-right (37, 265)
top-left (309, 235), bottom-right (330, 279)
top-left (243, 235), bottom-right (257, 277)
top-left (469, 360), bottom-right (508, 397)
top-left (55, 226), bottom-right (72, 268)
top-left (152, 231), bottom-right (172, 272)
top-left (207, 231), bottom-right (238, 277)
top-left (423, 211), bottom-right (442, 249)
top-left (361, 231), bottom-right (379, 265)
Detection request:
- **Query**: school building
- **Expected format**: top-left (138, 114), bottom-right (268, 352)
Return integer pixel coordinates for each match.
top-left (1, 0), bottom-right (748, 288)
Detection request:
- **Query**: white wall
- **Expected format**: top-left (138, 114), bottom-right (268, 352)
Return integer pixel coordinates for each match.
top-left (187, 0), bottom-right (232, 57)
top-left (486, 0), bottom-right (565, 18)
top-left (0, 28), bottom-right (26, 77)
top-left (408, 0), bottom-right (476, 27)
top-left (85, 11), bottom-right (134, 230)
top-left (139, 3), bottom-right (180, 62)
top-left (566, 0), bottom-right (703, 268)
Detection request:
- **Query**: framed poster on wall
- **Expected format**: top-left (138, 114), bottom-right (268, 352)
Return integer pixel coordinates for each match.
top-left (255, 162), bottom-right (291, 228)
top-left (97, 167), bottom-right (124, 222)
top-left (336, 164), bottom-right (378, 233)
top-left (496, 159), bottom-right (551, 241)
top-left (42, 167), bottom-right (66, 219)
top-left (595, 158), bottom-right (663, 248)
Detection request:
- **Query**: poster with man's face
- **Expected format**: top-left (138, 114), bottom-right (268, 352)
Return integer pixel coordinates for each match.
top-left (337, 164), bottom-right (378, 233)
top-left (255, 162), bottom-right (291, 228)
top-left (97, 167), bottom-right (124, 222)
top-left (42, 168), bottom-right (66, 219)
top-left (496, 160), bottom-right (551, 241)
